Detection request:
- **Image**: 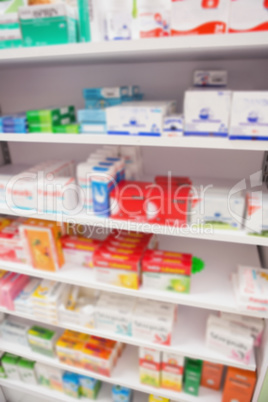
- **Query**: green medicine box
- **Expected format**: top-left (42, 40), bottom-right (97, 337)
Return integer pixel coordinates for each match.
top-left (1, 353), bottom-right (20, 381)
top-left (19, 3), bottom-right (77, 47)
top-left (18, 358), bottom-right (37, 385)
top-left (28, 325), bottom-right (57, 357)
top-left (184, 359), bottom-right (203, 396)
top-left (53, 124), bottom-right (80, 134)
top-left (26, 106), bottom-right (75, 126)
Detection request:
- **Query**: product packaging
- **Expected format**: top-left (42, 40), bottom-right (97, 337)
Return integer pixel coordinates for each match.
top-left (1, 353), bottom-right (20, 381)
top-left (79, 375), bottom-right (102, 399)
top-left (0, 272), bottom-right (29, 310)
top-left (171, 0), bottom-right (230, 35)
top-left (20, 218), bottom-right (65, 272)
top-left (63, 371), bottom-right (80, 398)
top-left (19, 3), bottom-right (78, 47)
top-left (1, 317), bottom-right (31, 347)
top-left (201, 361), bottom-right (224, 390)
top-left (136, 0), bottom-right (170, 38)
top-left (229, 0), bottom-right (268, 33)
top-left (161, 352), bottom-right (184, 392)
top-left (27, 325), bottom-right (57, 357)
top-left (18, 358), bottom-right (37, 385)
top-left (184, 358), bottom-right (203, 396)
top-left (106, 101), bottom-right (177, 136)
top-left (222, 367), bottom-right (257, 402)
top-left (184, 89), bottom-right (231, 137)
top-left (163, 115), bottom-right (184, 137)
top-left (230, 92), bottom-right (268, 140)
top-left (14, 278), bottom-right (41, 315)
top-left (139, 347), bottom-right (162, 388)
top-left (60, 234), bottom-right (100, 267)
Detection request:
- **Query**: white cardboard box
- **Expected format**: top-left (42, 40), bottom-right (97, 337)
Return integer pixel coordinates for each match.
top-left (229, 0), bottom-right (268, 33)
top-left (184, 89), bottom-right (231, 137)
top-left (230, 91), bottom-right (268, 140)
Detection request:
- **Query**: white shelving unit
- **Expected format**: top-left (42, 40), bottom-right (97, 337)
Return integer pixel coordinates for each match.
top-left (0, 31), bottom-right (268, 402)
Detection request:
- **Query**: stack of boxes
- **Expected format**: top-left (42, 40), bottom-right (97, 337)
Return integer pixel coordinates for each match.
top-left (0, 0), bottom-right (25, 49)
top-left (30, 279), bottom-right (67, 324)
top-left (26, 106), bottom-right (76, 133)
top-left (18, 2), bottom-right (78, 47)
top-left (78, 86), bottom-right (143, 134)
top-left (93, 231), bottom-right (157, 290)
top-left (28, 325), bottom-right (58, 357)
top-left (0, 113), bottom-right (27, 133)
top-left (139, 347), bottom-right (184, 391)
top-left (0, 271), bottom-right (30, 310)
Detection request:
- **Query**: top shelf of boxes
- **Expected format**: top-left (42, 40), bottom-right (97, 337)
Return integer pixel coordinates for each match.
top-left (1, 0), bottom-right (268, 66)
top-left (1, 33), bottom-right (268, 67)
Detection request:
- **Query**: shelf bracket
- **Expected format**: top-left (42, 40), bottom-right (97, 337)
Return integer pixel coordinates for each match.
top-left (0, 141), bottom-right (11, 165)
top-left (262, 151), bottom-right (268, 188)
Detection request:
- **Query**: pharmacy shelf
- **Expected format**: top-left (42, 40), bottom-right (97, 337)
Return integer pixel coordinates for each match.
top-left (0, 205), bottom-right (267, 246)
top-left (1, 133), bottom-right (268, 151)
top-left (0, 241), bottom-right (263, 319)
top-left (0, 305), bottom-right (257, 371)
top-left (0, 340), bottom-right (222, 402)
top-left (0, 378), bottom-right (147, 402)
top-left (0, 33), bottom-right (268, 66)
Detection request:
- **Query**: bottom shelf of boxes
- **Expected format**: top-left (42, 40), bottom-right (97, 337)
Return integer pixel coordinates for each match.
top-left (0, 338), bottom-right (222, 402)
top-left (0, 372), bottom-right (148, 402)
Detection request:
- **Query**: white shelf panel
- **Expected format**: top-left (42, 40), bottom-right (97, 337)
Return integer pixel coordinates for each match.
top-left (1, 133), bottom-right (267, 151)
top-left (0, 33), bottom-right (268, 66)
top-left (0, 378), bottom-right (147, 402)
top-left (0, 205), bottom-right (267, 246)
top-left (0, 305), bottom-right (257, 370)
top-left (0, 241), bottom-right (263, 319)
top-left (0, 341), bottom-right (222, 402)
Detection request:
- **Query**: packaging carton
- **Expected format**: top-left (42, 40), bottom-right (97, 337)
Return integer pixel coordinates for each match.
top-left (184, 358), bottom-right (202, 396)
top-left (106, 101), bottom-right (177, 136)
top-left (229, 0), bottom-right (268, 33)
top-left (18, 358), bottom-right (37, 385)
top-left (222, 367), bottom-right (257, 402)
top-left (171, 0), bottom-right (230, 35)
top-left (184, 89), bottom-right (231, 137)
top-left (161, 352), bottom-right (184, 392)
top-left (1, 353), bottom-right (20, 381)
top-left (230, 92), bottom-right (268, 140)
top-left (139, 347), bottom-right (161, 388)
top-left (201, 361), bottom-right (223, 390)
top-left (28, 325), bottom-right (57, 357)
top-left (19, 3), bottom-right (77, 47)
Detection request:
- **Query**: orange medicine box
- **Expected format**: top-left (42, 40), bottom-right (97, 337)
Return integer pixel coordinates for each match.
top-left (222, 367), bottom-right (257, 402)
top-left (20, 218), bottom-right (65, 272)
top-left (201, 361), bottom-right (224, 390)
top-left (60, 235), bottom-right (101, 267)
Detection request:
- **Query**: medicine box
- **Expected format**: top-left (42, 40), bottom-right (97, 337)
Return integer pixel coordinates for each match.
top-left (112, 385), bottom-right (132, 402)
top-left (171, 0), bottom-right (230, 35)
top-left (53, 124), bottom-right (80, 134)
top-left (222, 367), bottom-right (257, 402)
top-left (20, 219), bottom-right (65, 272)
top-left (1, 353), bottom-right (20, 381)
top-left (163, 115), bottom-right (183, 137)
top-left (220, 312), bottom-right (264, 347)
top-left (0, 272), bottom-right (29, 310)
top-left (1, 317), bottom-right (30, 347)
top-left (95, 293), bottom-right (135, 336)
top-left (149, 397), bottom-right (169, 402)
top-left (79, 375), bottom-right (102, 400)
top-left (63, 371), bottom-right (80, 398)
top-left (56, 336), bottom-right (84, 367)
top-left (18, 358), bottom-right (37, 385)
top-left (106, 101), bottom-right (177, 136)
top-left (19, 3), bottom-right (77, 47)
top-left (132, 300), bottom-right (175, 345)
top-left (14, 278), bottom-right (41, 314)
top-left (184, 89), bottom-right (231, 137)
top-left (191, 186), bottom-right (245, 230)
top-left (161, 352), bottom-right (184, 392)
top-left (83, 86), bottom-right (140, 100)
top-left (201, 361), bottom-right (224, 390)
top-left (142, 250), bottom-right (193, 293)
top-left (35, 362), bottom-right (51, 388)
top-left (139, 347), bottom-right (161, 388)
top-left (230, 92), bottom-right (268, 140)
top-left (28, 325), bottom-right (57, 357)
top-left (26, 106), bottom-right (75, 126)
top-left (0, 353), bottom-right (6, 379)
top-left (61, 235), bottom-right (100, 267)
top-left (206, 315), bottom-right (254, 364)
top-left (245, 190), bottom-right (268, 235)
top-left (184, 358), bottom-right (202, 396)
top-left (229, 0), bottom-right (268, 34)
